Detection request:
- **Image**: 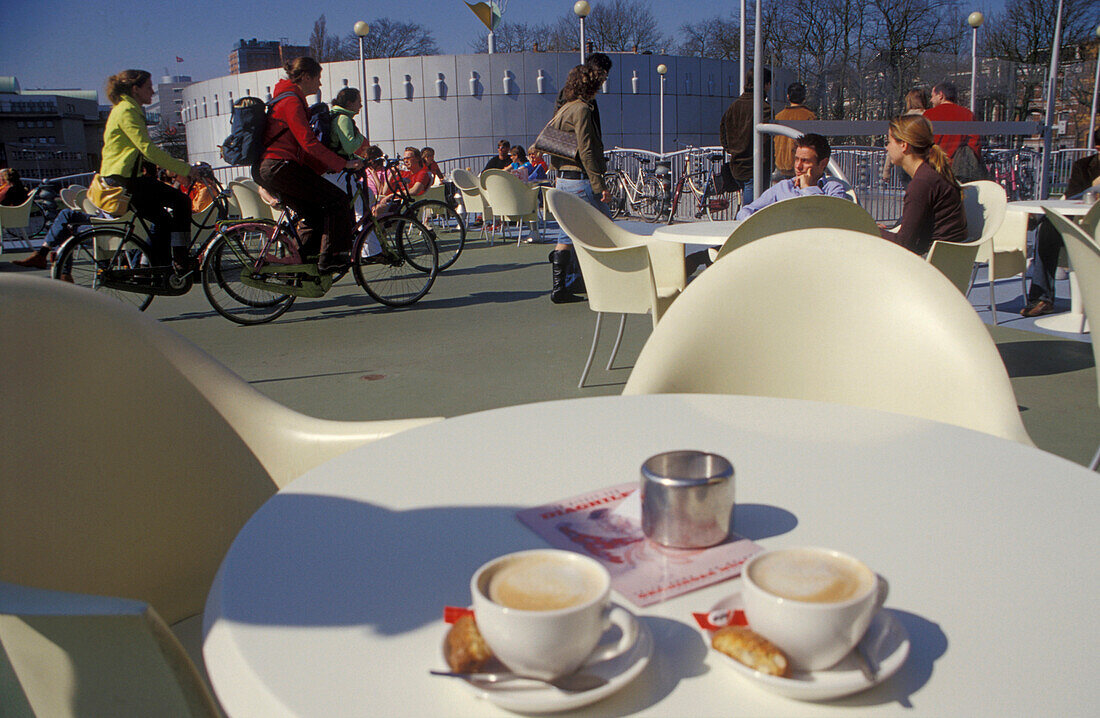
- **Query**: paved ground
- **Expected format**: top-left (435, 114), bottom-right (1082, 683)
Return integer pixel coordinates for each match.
top-left (3, 223), bottom-right (1097, 468)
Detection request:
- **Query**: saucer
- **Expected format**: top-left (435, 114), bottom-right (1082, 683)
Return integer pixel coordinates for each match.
top-left (701, 590), bottom-right (909, 702)
top-left (441, 612), bottom-right (652, 714)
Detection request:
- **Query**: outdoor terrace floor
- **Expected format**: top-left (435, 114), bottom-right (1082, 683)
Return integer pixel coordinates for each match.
top-left (3, 221), bottom-right (1097, 468)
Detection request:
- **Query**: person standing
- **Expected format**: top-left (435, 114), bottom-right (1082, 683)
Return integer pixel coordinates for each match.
top-left (547, 64), bottom-right (608, 304)
top-left (923, 81), bottom-right (983, 183)
top-left (556, 52), bottom-right (612, 136)
top-left (1022, 130), bottom-right (1100, 316)
top-left (772, 82), bottom-right (815, 183)
top-left (882, 89), bottom-right (929, 184)
top-left (720, 68), bottom-right (772, 205)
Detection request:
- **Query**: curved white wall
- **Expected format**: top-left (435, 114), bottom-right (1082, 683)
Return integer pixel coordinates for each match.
top-left (182, 52), bottom-right (782, 166)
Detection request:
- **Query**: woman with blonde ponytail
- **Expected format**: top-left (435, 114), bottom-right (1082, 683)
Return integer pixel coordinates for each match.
top-left (879, 114), bottom-right (968, 254)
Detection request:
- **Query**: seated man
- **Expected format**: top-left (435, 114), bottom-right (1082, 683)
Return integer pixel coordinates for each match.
top-left (735, 133), bottom-right (850, 219)
top-left (483, 139), bottom-right (511, 172)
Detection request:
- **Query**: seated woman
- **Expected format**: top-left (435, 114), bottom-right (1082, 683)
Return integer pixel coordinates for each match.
top-left (508, 145), bottom-right (533, 182)
top-left (0, 168), bottom-right (29, 206)
top-left (879, 114), bottom-right (967, 255)
top-left (526, 149), bottom-right (548, 182)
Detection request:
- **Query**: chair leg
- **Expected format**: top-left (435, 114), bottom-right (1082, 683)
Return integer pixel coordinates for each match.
top-left (579, 312), bottom-right (603, 389)
top-left (606, 314), bottom-right (627, 370)
top-left (965, 264), bottom-right (979, 297)
top-left (988, 257), bottom-right (998, 325)
top-left (1090, 442), bottom-right (1100, 471)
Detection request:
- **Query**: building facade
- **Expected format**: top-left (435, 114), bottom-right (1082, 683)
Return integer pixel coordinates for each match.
top-left (229, 39), bottom-right (312, 75)
top-left (0, 76), bottom-right (105, 179)
top-left (183, 52), bottom-right (783, 168)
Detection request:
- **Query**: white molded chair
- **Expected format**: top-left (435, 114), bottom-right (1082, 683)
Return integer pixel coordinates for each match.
top-left (228, 179), bottom-right (276, 222)
top-left (1081, 201), bottom-right (1100, 239)
top-left (928, 180), bottom-right (1007, 295)
top-left (0, 195), bottom-right (37, 252)
top-left (480, 169), bottom-right (540, 245)
top-left (59, 185), bottom-right (86, 210)
top-left (0, 274), bottom-right (441, 629)
top-left (623, 230), bottom-right (1033, 445)
top-left (713, 194), bottom-right (879, 261)
top-left (452, 168), bottom-right (493, 243)
top-left (1043, 209), bottom-right (1100, 469)
top-left (969, 186), bottom-right (1024, 324)
top-left (547, 189), bottom-right (684, 388)
top-left (0, 582), bottom-right (220, 718)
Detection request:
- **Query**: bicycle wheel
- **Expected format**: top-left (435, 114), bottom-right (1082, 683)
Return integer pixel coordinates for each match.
top-left (637, 176), bottom-right (664, 222)
top-left (408, 198), bottom-right (465, 270)
top-left (54, 228), bottom-right (155, 311)
top-left (202, 223), bottom-right (295, 325)
top-left (353, 215), bottom-right (438, 307)
top-left (604, 173), bottom-right (626, 219)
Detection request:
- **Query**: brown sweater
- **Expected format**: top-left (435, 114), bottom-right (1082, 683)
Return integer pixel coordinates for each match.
top-left (720, 92), bottom-right (771, 181)
top-left (881, 162), bottom-right (968, 255)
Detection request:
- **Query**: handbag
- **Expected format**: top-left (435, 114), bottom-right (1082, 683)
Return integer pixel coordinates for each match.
top-left (712, 160), bottom-right (742, 195)
top-left (532, 103), bottom-right (579, 161)
top-left (87, 173), bottom-right (131, 217)
top-left (951, 145), bottom-right (989, 184)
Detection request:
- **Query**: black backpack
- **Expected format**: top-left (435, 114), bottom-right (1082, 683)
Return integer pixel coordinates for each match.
top-left (219, 91), bottom-right (297, 167)
top-left (308, 102), bottom-right (333, 150)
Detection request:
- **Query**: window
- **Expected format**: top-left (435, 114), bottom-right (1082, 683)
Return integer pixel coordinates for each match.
top-left (16, 121), bottom-right (24, 128)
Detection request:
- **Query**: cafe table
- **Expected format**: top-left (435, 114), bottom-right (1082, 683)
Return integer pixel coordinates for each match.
top-left (1005, 199), bottom-right (1092, 333)
top-left (203, 394), bottom-right (1098, 717)
top-left (651, 220), bottom-right (741, 246)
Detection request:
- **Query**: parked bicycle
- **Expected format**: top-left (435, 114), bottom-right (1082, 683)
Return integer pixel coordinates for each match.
top-left (203, 183), bottom-right (439, 324)
top-left (52, 165), bottom-right (229, 312)
top-left (349, 159), bottom-right (466, 270)
top-left (661, 151), bottom-right (739, 223)
top-left (604, 154), bottom-right (664, 221)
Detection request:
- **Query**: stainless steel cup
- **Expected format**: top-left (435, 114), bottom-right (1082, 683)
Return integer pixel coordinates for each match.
top-left (641, 450), bottom-right (735, 549)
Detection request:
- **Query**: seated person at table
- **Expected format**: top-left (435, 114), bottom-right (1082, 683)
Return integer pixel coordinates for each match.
top-left (878, 114), bottom-right (967, 255)
top-left (484, 139), bottom-right (512, 172)
top-left (398, 146), bottom-right (432, 197)
top-left (421, 146), bottom-right (445, 185)
top-left (508, 145), bottom-right (533, 181)
top-left (1021, 129), bottom-right (1100, 317)
top-left (527, 148), bottom-right (548, 182)
top-left (735, 134), bottom-right (850, 219)
top-left (0, 168), bottom-right (29, 206)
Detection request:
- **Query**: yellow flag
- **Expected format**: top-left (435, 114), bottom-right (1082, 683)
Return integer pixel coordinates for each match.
top-left (465, 2), bottom-right (501, 31)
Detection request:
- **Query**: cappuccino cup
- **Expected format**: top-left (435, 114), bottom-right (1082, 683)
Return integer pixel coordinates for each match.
top-left (742, 547), bottom-right (887, 671)
top-left (471, 549), bottom-right (638, 680)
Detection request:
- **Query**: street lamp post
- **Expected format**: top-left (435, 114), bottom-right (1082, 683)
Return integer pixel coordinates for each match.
top-left (1039, 0), bottom-right (1064, 198)
top-left (354, 21), bottom-right (370, 144)
top-left (574, 1), bottom-right (590, 64)
top-left (657, 64), bottom-right (667, 156)
top-left (1088, 24), bottom-right (1100, 149)
top-left (968, 12), bottom-right (983, 115)
top-left (740, 0), bottom-right (746, 95)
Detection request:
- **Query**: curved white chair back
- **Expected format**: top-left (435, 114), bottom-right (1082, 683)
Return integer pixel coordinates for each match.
top-left (0, 196), bottom-right (36, 246)
top-left (926, 181), bottom-right (1007, 295)
top-left (228, 179), bottom-right (275, 221)
top-left (1080, 201), bottom-right (1100, 240)
top-left (624, 230), bottom-right (1032, 445)
top-left (480, 169), bottom-right (538, 218)
top-left (0, 275), bottom-right (440, 624)
top-left (714, 195), bottom-right (879, 261)
top-left (60, 186), bottom-right (85, 210)
top-left (0, 582), bottom-right (220, 717)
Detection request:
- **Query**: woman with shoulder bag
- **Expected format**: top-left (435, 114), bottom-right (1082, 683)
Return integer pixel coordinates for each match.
top-left (545, 64), bottom-right (609, 304)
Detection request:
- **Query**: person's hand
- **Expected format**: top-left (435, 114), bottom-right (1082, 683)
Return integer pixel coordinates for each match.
top-left (600, 190), bottom-right (610, 203)
top-left (346, 159), bottom-right (365, 172)
top-left (796, 172), bottom-right (813, 189)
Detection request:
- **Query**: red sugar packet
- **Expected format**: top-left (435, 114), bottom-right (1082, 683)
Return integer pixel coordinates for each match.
top-left (693, 608), bottom-right (748, 631)
top-left (443, 606), bottom-right (474, 624)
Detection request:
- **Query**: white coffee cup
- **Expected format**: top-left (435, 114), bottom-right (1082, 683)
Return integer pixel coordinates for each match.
top-left (470, 549), bottom-right (638, 680)
top-left (742, 547), bottom-right (888, 671)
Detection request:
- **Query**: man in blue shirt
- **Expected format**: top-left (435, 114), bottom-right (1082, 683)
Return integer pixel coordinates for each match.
top-left (735, 133), bottom-right (850, 219)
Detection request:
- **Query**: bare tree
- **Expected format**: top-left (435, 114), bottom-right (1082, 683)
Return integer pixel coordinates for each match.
top-left (585, 0), bottom-right (671, 53)
top-left (348, 18), bottom-right (439, 58)
top-left (468, 22), bottom-right (550, 53)
top-left (678, 16), bottom-right (741, 61)
top-left (309, 15), bottom-right (351, 62)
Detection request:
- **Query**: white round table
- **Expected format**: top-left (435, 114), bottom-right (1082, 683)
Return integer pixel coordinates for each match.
top-left (204, 394), bottom-right (1099, 717)
top-left (1007, 200), bottom-right (1092, 333)
top-left (651, 220), bottom-right (741, 246)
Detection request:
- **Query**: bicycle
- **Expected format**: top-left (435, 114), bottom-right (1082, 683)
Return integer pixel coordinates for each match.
top-left (661, 150), bottom-right (739, 223)
top-left (349, 160), bottom-right (466, 270)
top-left (203, 186), bottom-right (439, 325)
top-left (52, 166), bottom-right (230, 312)
top-left (603, 154), bottom-right (664, 221)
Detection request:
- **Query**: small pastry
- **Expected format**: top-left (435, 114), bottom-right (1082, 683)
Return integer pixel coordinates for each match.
top-left (444, 615), bottom-right (494, 673)
top-left (711, 625), bottom-right (790, 677)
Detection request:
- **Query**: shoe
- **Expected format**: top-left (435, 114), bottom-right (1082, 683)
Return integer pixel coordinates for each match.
top-left (1020, 299), bottom-right (1056, 317)
top-left (171, 246), bottom-right (196, 275)
top-left (549, 249), bottom-right (584, 304)
top-left (13, 252), bottom-right (48, 269)
top-left (59, 273), bottom-right (73, 283)
top-left (317, 252), bottom-right (351, 274)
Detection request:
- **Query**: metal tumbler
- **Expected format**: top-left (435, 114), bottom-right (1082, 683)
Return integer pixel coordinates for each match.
top-left (641, 450), bottom-right (735, 549)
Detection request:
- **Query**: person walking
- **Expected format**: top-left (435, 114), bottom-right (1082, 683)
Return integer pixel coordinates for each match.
top-left (720, 68), bottom-right (771, 205)
top-left (772, 82), bottom-right (815, 183)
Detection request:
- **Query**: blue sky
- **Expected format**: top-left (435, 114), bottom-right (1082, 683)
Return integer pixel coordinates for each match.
top-left (1, 0), bottom-right (1006, 102)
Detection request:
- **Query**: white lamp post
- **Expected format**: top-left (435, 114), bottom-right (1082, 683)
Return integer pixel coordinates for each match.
top-left (657, 64), bottom-right (667, 156)
top-left (574, 1), bottom-right (590, 64)
top-left (354, 21), bottom-right (370, 144)
top-left (740, 0), bottom-right (746, 95)
top-left (1039, 0), bottom-right (1064, 198)
top-left (1088, 24), bottom-right (1100, 150)
top-left (968, 12), bottom-right (983, 115)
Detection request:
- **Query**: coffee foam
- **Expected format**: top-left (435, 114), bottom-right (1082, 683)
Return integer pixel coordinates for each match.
top-left (749, 549), bottom-right (873, 604)
top-left (487, 555), bottom-right (603, 611)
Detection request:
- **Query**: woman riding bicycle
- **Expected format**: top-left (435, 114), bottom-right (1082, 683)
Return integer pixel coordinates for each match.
top-left (255, 57), bottom-right (363, 273)
top-left (97, 69), bottom-right (198, 274)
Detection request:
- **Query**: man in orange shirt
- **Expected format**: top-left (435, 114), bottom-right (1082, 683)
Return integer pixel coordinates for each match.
top-left (773, 82), bottom-right (816, 183)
